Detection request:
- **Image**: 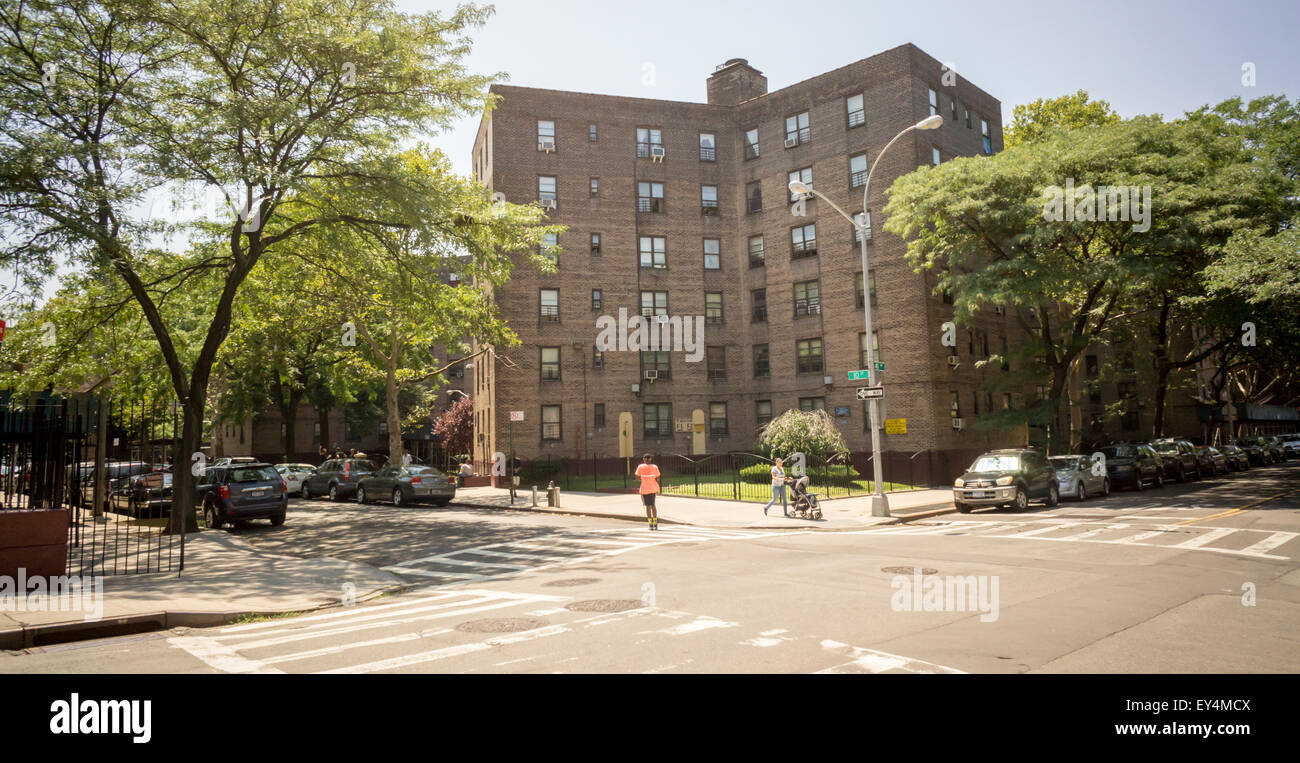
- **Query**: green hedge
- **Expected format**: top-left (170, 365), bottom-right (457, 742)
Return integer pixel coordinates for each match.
top-left (739, 462), bottom-right (862, 486)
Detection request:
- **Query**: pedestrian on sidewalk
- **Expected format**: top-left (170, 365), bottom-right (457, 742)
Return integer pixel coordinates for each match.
top-left (634, 453), bottom-right (661, 531)
top-left (763, 457), bottom-right (788, 517)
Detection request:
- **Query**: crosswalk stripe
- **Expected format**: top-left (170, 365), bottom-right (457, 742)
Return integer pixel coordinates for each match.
top-left (816, 640), bottom-right (964, 674)
top-left (383, 567), bottom-right (488, 580)
top-left (218, 590), bottom-right (479, 634)
top-left (1237, 531), bottom-right (1298, 556)
top-left (168, 636), bottom-right (284, 674)
top-left (1172, 527), bottom-right (1238, 549)
top-left (1002, 522), bottom-right (1088, 538)
top-left (1062, 524), bottom-right (1130, 541)
top-left (265, 628), bottom-right (456, 665)
top-left (1106, 529), bottom-right (1173, 545)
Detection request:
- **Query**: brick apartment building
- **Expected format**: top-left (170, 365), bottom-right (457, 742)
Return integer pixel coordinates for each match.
top-left (470, 43), bottom-right (1033, 470)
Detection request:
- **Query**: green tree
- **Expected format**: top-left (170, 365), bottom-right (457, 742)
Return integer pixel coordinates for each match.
top-left (432, 394), bottom-right (473, 459)
top-left (756, 409), bottom-right (849, 462)
top-left (1003, 90), bottom-right (1121, 149)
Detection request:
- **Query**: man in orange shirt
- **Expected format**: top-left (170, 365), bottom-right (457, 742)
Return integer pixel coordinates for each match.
top-left (634, 453), bottom-right (661, 531)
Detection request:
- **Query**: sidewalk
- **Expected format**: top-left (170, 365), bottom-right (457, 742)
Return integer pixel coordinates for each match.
top-left (0, 531), bottom-right (404, 650)
top-left (451, 485), bottom-right (955, 530)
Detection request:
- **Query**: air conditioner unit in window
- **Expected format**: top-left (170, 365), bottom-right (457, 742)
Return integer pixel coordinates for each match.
top-left (823, 375), bottom-right (833, 386)
top-left (651, 146), bottom-right (665, 162)
top-left (952, 417), bottom-right (964, 430)
top-left (643, 370), bottom-right (659, 381)
top-left (947, 355), bottom-right (960, 368)
top-left (538, 139), bottom-right (555, 152)
top-left (784, 137), bottom-right (799, 149)
top-left (540, 199), bottom-right (556, 210)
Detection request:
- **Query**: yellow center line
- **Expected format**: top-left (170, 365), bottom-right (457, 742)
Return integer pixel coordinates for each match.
top-left (1175, 490), bottom-right (1297, 526)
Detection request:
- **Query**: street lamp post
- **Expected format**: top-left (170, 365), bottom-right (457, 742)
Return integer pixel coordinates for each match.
top-left (788, 114), bottom-right (943, 517)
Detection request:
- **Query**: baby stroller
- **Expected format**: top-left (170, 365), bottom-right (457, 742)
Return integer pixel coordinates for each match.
top-left (786, 475), bottom-right (822, 520)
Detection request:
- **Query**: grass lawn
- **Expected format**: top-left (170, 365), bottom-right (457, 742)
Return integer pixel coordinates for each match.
top-left (539, 469), bottom-right (919, 502)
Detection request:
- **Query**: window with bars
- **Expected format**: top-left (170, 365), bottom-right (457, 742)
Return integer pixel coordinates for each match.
top-left (746, 180), bottom-right (763, 213)
top-left (788, 167), bottom-right (813, 201)
top-left (701, 185), bottom-right (719, 214)
top-left (791, 224), bottom-right (817, 258)
top-left (707, 347), bottom-right (727, 380)
top-left (703, 238), bottom-right (720, 270)
top-left (639, 236), bottom-right (666, 268)
top-left (640, 290), bottom-right (668, 317)
top-left (748, 235), bottom-right (765, 267)
top-left (591, 288), bottom-right (602, 311)
top-left (699, 133), bottom-right (716, 161)
top-left (538, 176), bottom-right (557, 204)
top-left (751, 288), bottom-right (767, 323)
top-left (636, 127), bottom-right (663, 158)
top-left (850, 153), bottom-right (868, 188)
top-left (538, 120), bottom-right (555, 147)
top-left (641, 351), bottom-right (671, 380)
top-left (590, 233), bottom-right (601, 255)
top-left (856, 271), bottom-right (876, 308)
top-left (794, 280), bottom-right (820, 316)
top-left (637, 181), bottom-right (664, 213)
top-left (709, 401), bottom-right (728, 436)
top-left (541, 405), bottom-right (561, 440)
top-left (753, 344), bottom-right (769, 377)
top-left (540, 289), bottom-right (559, 321)
top-left (705, 292), bottom-right (723, 324)
top-left (540, 347), bottom-right (561, 381)
top-left (643, 403), bottom-right (671, 438)
top-left (797, 338), bottom-right (824, 374)
top-left (847, 94), bottom-right (865, 128)
top-left (744, 128), bottom-right (759, 160)
top-left (785, 111), bottom-right (810, 145)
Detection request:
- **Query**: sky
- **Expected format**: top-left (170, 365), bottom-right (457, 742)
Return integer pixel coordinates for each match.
top-left (397, 0), bottom-right (1300, 176)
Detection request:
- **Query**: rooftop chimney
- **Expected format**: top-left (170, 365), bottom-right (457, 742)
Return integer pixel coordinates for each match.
top-left (707, 58), bottom-right (767, 106)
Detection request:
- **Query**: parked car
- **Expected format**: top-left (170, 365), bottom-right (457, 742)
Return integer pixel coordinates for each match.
top-left (357, 465), bottom-right (456, 507)
top-left (212, 456), bottom-right (258, 467)
top-left (953, 449), bottom-right (1058, 513)
top-left (1193, 446), bottom-right (1229, 476)
top-left (1262, 436), bottom-right (1288, 462)
top-left (1219, 444), bottom-right (1251, 471)
top-left (119, 468), bottom-right (174, 518)
top-left (78, 461), bottom-right (153, 512)
top-left (1150, 437), bottom-right (1200, 482)
top-left (1235, 437), bottom-right (1274, 465)
top-left (275, 463), bottom-right (316, 494)
top-left (1048, 455), bottom-right (1110, 501)
top-left (1279, 433), bottom-right (1300, 459)
top-left (1099, 443), bottom-right (1165, 491)
top-left (301, 458), bottom-right (378, 501)
top-left (195, 462), bottom-right (287, 528)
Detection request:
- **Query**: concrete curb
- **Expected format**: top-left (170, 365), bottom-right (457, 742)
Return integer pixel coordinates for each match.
top-left (450, 500), bottom-right (915, 531)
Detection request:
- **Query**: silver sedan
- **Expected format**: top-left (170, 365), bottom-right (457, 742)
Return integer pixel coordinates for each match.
top-left (1048, 455), bottom-right (1111, 501)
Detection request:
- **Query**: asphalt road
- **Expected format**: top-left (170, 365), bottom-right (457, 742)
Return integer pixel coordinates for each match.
top-left (4, 461), bottom-right (1298, 674)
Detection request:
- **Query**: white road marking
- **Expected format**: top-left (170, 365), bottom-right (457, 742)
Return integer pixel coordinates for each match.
top-left (1237, 531), bottom-right (1298, 556)
top-left (168, 636), bottom-right (284, 674)
top-left (816, 640), bottom-right (965, 674)
top-left (1173, 527), bottom-right (1238, 549)
top-left (1106, 529), bottom-right (1173, 545)
top-left (382, 568), bottom-right (488, 580)
top-left (650, 615), bottom-right (738, 636)
top-left (1002, 521), bottom-right (1089, 538)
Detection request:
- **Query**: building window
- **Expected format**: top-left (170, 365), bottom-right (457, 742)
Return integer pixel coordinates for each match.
top-left (589, 177), bottom-right (599, 196)
top-left (636, 127), bottom-right (663, 158)
top-left (640, 290), bottom-right (668, 317)
top-left (1121, 410), bottom-right (1140, 431)
top-left (637, 181), bottom-right (664, 213)
top-left (313, 421), bottom-right (321, 444)
top-left (746, 180), bottom-right (763, 213)
top-left (856, 271), bottom-right (876, 308)
top-left (707, 347), bottom-right (727, 380)
top-left (705, 292), bottom-right (723, 325)
top-left (590, 232), bottom-right (601, 255)
top-left (541, 232), bottom-right (558, 264)
top-left (751, 289), bottom-right (767, 323)
top-left (791, 224), bottom-right (817, 259)
top-left (788, 167), bottom-right (813, 201)
top-left (541, 405), bottom-right (562, 440)
top-left (709, 402), bottom-right (728, 436)
top-left (846, 94), bottom-right (865, 128)
top-left (753, 344), bottom-right (770, 377)
top-left (850, 153), bottom-right (868, 188)
top-left (537, 119), bottom-right (555, 149)
top-left (981, 119), bottom-right (992, 154)
top-left (794, 280), bottom-right (820, 316)
top-left (703, 238), bottom-right (720, 270)
top-left (951, 391), bottom-right (961, 417)
top-left (859, 331), bottom-right (879, 368)
top-left (797, 338), bottom-right (824, 374)
top-left (538, 176), bottom-right (557, 205)
top-left (744, 127), bottom-right (760, 160)
top-left (1001, 336), bottom-right (1010, 372)
top-left (951, 99), bottom-right (958, 122)
top-left (639, 236), bottom-right (667, 269)
top-left (785, 111), bottom-right (811, 146)
top-left (1085, 355), bottom-right (1099, 378)
top-left (540, 289), bottom-right (559, 321)
top-left (641, 351), bottom-right (671, 380)
top-left (932, 147), bottom-right (941, 165)
top-left (643, 403), bottom-right (671, 438)
top-left (699, 133), bottom-right (716, 161)
top-left (1003, 393), bottom-right (1012, 410)
top-left (799, 397), bottom-right (826, 412)
top-left (591, 288), bottom-right (602, 311)
top-left (593, 403), bottom-right (605, 428)
top-left (540, 347), bottom-right (561, 381)
top-left (588, 123), bottom-right (597, 141)
top-left (965, 108), bottom-right (971, 129)
top-left (701, 185), bottom-right (719, 214)
top-left (928, 88), bottom-right (939, 116)
top-left (748, 235), bottom-right (765, 267)
top-left (592, 346), bottom-right (604, 370)
top-left (756, 400), bottom-right (773, 428)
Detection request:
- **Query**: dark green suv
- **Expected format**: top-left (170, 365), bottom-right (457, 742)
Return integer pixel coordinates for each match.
top-left (953, 449), bottom-right (1059, 513)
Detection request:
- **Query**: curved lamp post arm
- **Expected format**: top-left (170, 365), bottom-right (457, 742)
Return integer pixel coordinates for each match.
top-left (862, 123), bottom-right (920, 218)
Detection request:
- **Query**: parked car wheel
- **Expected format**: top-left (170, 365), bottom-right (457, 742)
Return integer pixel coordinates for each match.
top-left (1134, 473), bottom-right (1145, 491)
top-left (356, 486), bottom-right (368, 504)
top-left (329, 483), bottom-right (339, 502)
top-left (301, 482), bottom-right (311, 499)
top-left (1101, 478), bottom-right (1110, 497)
top-left (1076, 482), bottom-right (1087, 502)
top-left (1013, 487), bottom-right (1029, 511)
top-left (1046, 482), bottom-right (1059, 507)
top-left (432, 498), bottom-right (451, 507)
top-left (956, 502), bottom-right (972, 513)
top-left (392, 488), bottom-right (405, 507)
top-left (270, 512), bottom-right (286, 526)
top-left (1154, 470), bottom-right (1164, 488)
top-left (204, 502), bottom-right (222, 530)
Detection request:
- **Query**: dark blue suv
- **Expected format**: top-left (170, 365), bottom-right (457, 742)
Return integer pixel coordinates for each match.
top-left (196, 462), bottom-right (287, 529)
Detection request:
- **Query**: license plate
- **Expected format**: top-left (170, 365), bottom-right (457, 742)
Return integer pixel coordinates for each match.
top-left (969, 491), bottom-right (992, 498)
top-left (250, 490), bottom-right (266, 498)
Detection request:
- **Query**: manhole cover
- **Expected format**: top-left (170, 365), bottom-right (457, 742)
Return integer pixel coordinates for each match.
top-left (881, 566), bottom-right (938, 575)
top-left (564, 599), bottom-right (643, 613)
top-left (542, 577), bottom-right (601, 587)
top-left (455, 617), bottom-right (547, 633)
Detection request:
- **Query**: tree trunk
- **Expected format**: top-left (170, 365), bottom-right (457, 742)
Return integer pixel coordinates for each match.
top-left (387, 356), bottom-right (404, 463)
top-left (1152, 361), bottom-right (1171, 438)
top-left (283, 388), bottom-right (302, 460)
top-left (166, 400), bottom-right (203, 535)
top-left (1048, 364), bottom-right (1070, 455)
top-left (318, 406), bottom-right (331, 451)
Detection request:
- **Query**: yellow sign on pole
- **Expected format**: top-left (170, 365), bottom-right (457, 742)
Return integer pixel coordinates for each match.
top-left (691, 408), bottom-right (706, 455)
top-left (885, 418), bottom-right (908, 435)
top-left (618, 412), bottom-right (634, 458)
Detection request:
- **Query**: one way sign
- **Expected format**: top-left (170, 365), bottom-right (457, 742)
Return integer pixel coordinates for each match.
top-left (856, 386), bottom-right (884, 400)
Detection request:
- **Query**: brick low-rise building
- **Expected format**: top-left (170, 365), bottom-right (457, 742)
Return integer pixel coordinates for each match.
top-left (471, 43), bottom-right (1026, 470)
